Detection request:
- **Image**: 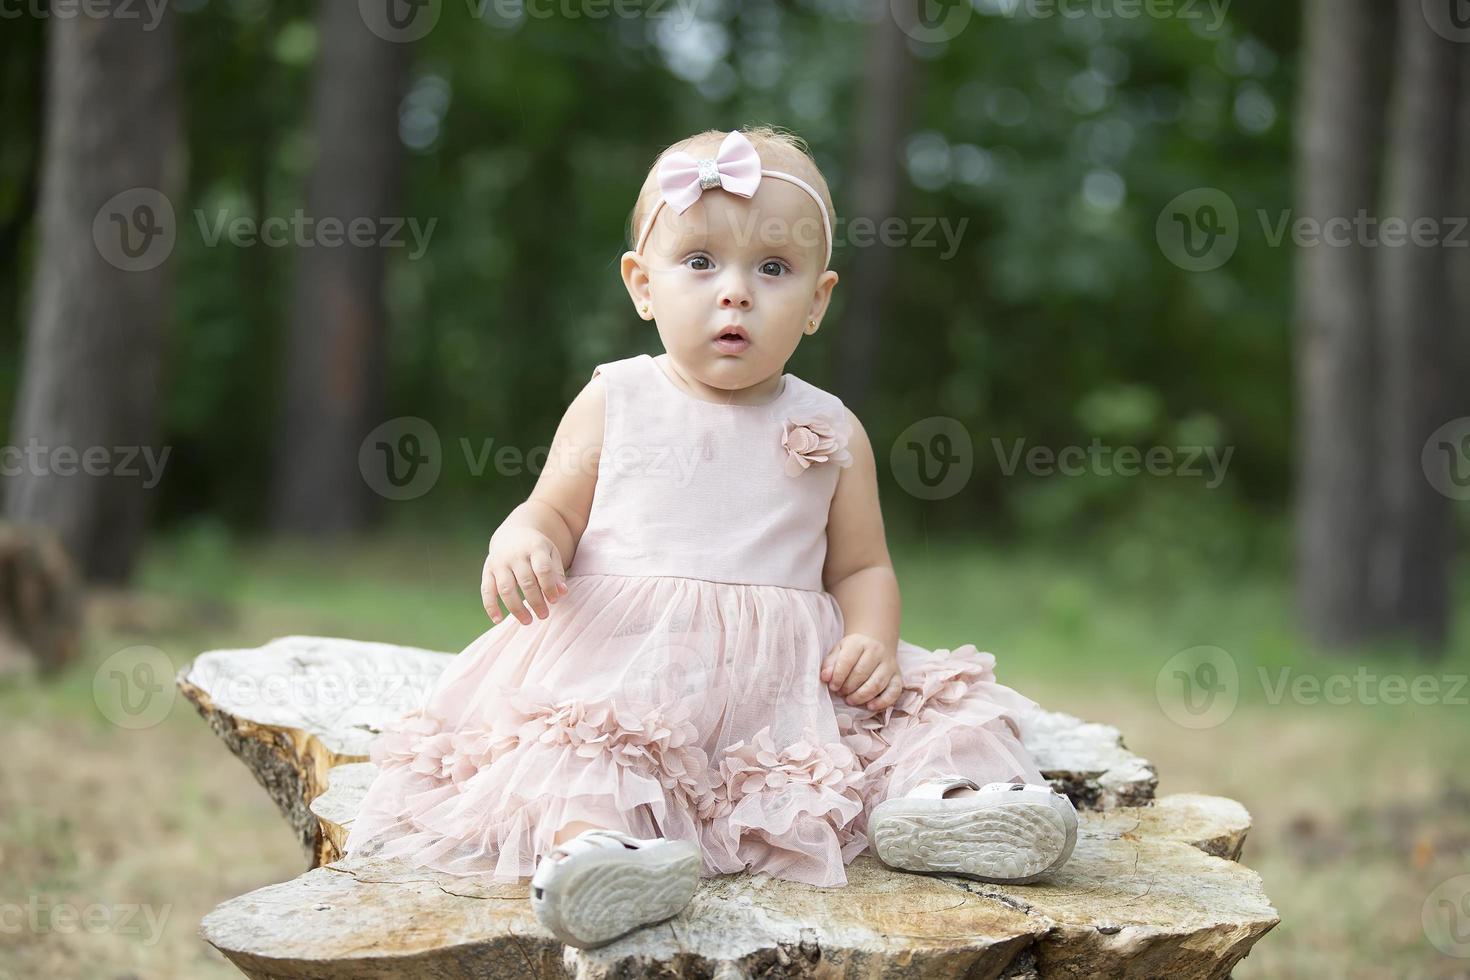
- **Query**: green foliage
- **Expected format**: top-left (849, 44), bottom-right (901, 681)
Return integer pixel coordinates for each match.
top-left (0, 0), bottom-right (1307, 546)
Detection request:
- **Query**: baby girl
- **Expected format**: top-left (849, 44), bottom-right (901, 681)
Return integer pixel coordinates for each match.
top-left (343, 125), bottom-right (1077, 950)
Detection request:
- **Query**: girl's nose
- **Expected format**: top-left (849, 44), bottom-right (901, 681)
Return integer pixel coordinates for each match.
top-left (717, 281), bottom-right (752, 310)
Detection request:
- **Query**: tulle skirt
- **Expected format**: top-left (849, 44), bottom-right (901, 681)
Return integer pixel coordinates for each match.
top-left (343, 572), bottom-right (1046, 888)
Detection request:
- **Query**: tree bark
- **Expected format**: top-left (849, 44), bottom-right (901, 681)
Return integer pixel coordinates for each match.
top-left (4, 6), bottom-right (182, 582)
top-left (834, 8), bottom-right (918, 415)
top-left (1372, 0), bottom-right (1462, 653)
top-left (1454, 46), bottom-right (1470, 446)
top-left (1292, 0), bottom-right (1394, 649)
top-left (268, 2), bottom-right (407, 534)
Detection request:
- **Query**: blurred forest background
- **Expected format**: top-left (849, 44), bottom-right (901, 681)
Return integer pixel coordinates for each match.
top-left (2, 0), bottom-right (1470, 977)
top-left (0, 0), bottom-right (1466, 652)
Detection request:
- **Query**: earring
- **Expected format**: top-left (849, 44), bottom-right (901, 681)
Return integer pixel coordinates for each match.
top-left (640, 303), bottom-right (651, 318)
top-left (806, 318), bottom-right (817, 334)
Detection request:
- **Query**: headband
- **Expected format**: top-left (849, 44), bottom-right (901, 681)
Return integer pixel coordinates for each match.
top-left (633, 129), bottom-right (833, 270)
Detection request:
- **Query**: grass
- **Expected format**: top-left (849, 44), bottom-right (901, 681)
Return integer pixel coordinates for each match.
top-left (1, 522), bottom-right (1468, 978)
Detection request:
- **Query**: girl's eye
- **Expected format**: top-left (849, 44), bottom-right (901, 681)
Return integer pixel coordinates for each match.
top-left (687, 256), bottom-right (712, 271)
top-left (760, 260), bottom-right (788, 277)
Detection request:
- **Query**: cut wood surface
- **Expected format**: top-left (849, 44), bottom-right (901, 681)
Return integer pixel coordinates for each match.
top-left (206, 780), bottom-right (1275, 979)
top-left (176, 635), bottom-right (448, 864)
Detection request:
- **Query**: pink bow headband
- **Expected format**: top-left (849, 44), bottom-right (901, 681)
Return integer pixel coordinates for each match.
top-left (634, 130), bottom-right (833, 270)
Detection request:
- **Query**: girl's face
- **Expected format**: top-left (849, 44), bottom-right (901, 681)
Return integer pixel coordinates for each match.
top-left (621, 178), bottom-right (839, 398)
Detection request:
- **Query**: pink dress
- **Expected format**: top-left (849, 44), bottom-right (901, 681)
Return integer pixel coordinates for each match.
top-left (344, 352), bottom-right (1047, 888)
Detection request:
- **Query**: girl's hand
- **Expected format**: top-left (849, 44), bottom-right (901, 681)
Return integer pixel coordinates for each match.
top-left (821, 633), bottom-right (902, 711)
top-left (482, 526), bottom-right (568, 625)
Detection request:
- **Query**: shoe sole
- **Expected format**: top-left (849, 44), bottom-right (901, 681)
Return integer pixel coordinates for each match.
top-left (869, 793), bottom-right (1077, 884)
top-left (530, 839), bottom-right (701, 949)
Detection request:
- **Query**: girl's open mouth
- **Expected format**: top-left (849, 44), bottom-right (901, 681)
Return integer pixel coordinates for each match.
top-left (713, 327), bottom-right (749, 353)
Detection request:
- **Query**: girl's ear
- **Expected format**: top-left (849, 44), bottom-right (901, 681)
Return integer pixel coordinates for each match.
top-left (621, 251), bottom-right (653, 317)
top-left (807, 269), bottom-right (839, 326)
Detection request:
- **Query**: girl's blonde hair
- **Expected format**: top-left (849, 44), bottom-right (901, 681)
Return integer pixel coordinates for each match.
top-left (627, 125), bottom-right (837, 252)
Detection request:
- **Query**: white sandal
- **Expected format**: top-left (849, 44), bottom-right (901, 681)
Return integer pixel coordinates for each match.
top-left (529, 828), bottom-right (701, 949)
top-left (869, 775), bottom-right (1078, 884)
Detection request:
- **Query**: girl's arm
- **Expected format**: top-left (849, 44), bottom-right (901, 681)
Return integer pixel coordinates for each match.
top-left (820, 408), bottom-right (903, 710)
top-left (482, 376), bottom-right (605, 624)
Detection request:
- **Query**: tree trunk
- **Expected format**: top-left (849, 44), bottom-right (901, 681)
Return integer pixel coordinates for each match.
top-left (1454, 46), bottom-right (1470, 442)
top-left (834, 8), bottom-right (918, 415)
top-left (4, 6), bottom-right (182, 583)
top-left (1372, 0), bottom-right (1462, 654)
top-left (1292, 0), bottom-right (1395, 649)
top-left (268, 3), bottom-right (407, 534)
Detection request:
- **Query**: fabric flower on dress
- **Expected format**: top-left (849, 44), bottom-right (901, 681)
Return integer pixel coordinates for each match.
top-left (780, 414), bottom-right (853, 477)
top-left (697, 725), bottom-right (866, 823)
top-left (696, 725), bottom-right (869, 882)
top-left (437, 729), bottom-right (520, 784)
top-left (833, 706), bottom-right (895, 771)
top-left (369, 710), bottom-right (443, 769)
top-left (892, 645), bottom-right (1022, 732)
top-left (369, 709), bottom-right (518, 785)
top-left (368, 686), bottom-right (715, 799)
top-left (507, 688), bottom-right (713, 810)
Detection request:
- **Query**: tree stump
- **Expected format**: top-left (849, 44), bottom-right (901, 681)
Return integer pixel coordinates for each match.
top-left (179, 635), bottom-right (1278, 978)
top-left (0, 521), bottom-right (83, 680)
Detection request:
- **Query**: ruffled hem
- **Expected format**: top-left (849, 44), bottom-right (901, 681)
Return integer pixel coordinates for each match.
top-left (346, 683), bottom-right (713, 881)
top-left (343, 586), bottom-right (1044, 887)
top-left (347, 690), bottom-right (872, 885)
top-left (696, 725), bottom-right (867, 887)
